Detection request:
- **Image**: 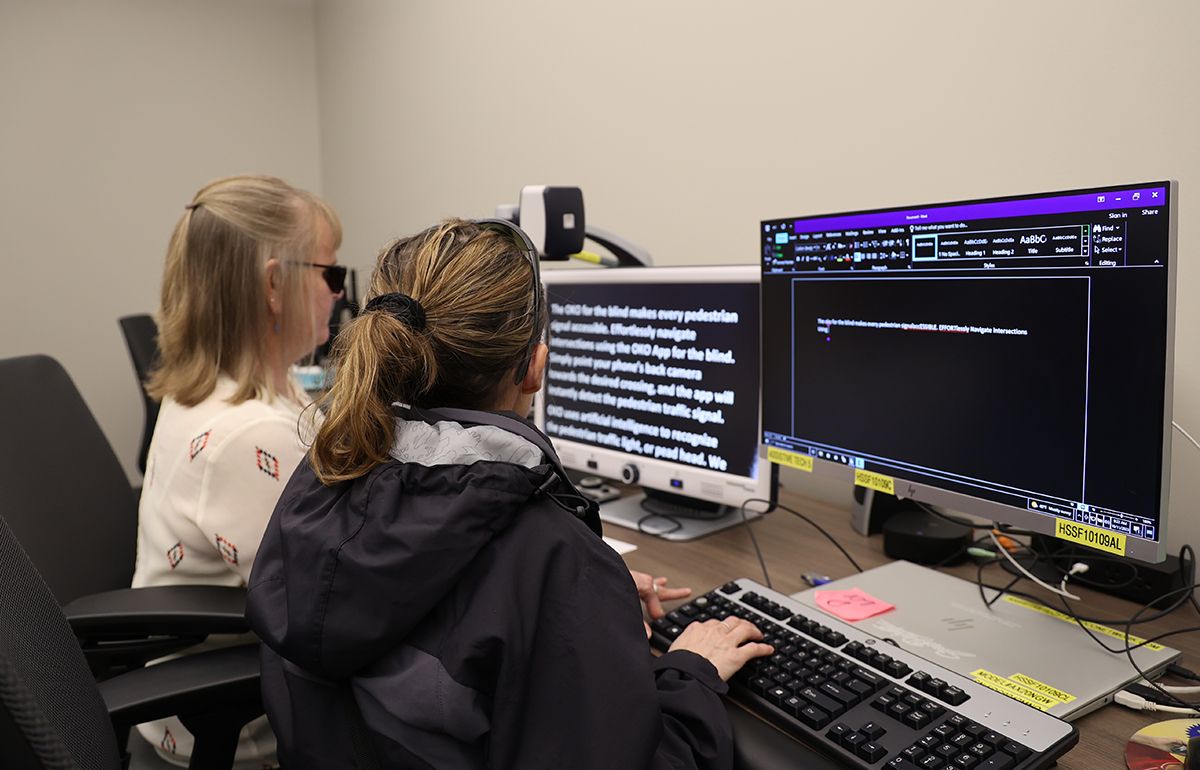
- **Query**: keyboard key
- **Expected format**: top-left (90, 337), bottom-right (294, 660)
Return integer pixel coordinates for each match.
top-left (918, 755), bottom-right (946, 769)
top-left (720, 581), bottom-right (740, 594)
top-left (852, 667), bottom-right (885, 690)
top-left (935, 743), bottom-right (957, 758)
top-left (941, 686), bottom-right (969, 705)
top-left (858, 741), bottom-right (888, 763)
top-left (842, 731), bottom-right (867, 751)
top-left (952, 753), bottom-right (979, 768)
top-left (980, 732), bottom-right (1005, 749)
top-left (903, 709), bottom-right (932, 729)
top-left (932, 724), bottom-right (956, 739)
top-left (859, 721), bottom-right (886, 740)
top-left (889, 759), bottom-right (923, 770)
top-left (782, 695), bottom-right (805, 718)
top-left (902, 745), bottom-right (926, 761)
top-left (826, 722), bottom-right (852, 742)
top-left (799, 705), bottom-right (831, 729)
top-left (968, 742), bottom-right (992, 758)
top-left (820, 681), bottom-right (861, 706)
top-left (800, 687), bottom-right (846, 717)
top-left (1000, 742), bottom-right (1030, 761)
top-left (886, 660), bottom-right (913, 678)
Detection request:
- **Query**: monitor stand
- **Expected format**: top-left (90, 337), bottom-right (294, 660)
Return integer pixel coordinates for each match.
top-left (597, 490), bottom-right (762, 542)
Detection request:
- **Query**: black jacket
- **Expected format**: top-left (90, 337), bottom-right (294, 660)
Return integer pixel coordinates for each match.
top-left (246, 407), bottom-right (733, 769)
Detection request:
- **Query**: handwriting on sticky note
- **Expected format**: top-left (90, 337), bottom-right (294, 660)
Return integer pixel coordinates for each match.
top-left (814, 588), bottom-right (894, 622)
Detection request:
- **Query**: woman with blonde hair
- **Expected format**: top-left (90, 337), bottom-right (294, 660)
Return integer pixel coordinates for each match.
top-left (247, 219), bottom-right (772, 769)
top-left (133, 174), bottom-right (343, 768)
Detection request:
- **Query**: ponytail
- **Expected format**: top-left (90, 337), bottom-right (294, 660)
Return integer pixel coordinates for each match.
top-left (308, 310), bottom-right (437, 484)
top-left (309, 220), bottom-right (541, 485)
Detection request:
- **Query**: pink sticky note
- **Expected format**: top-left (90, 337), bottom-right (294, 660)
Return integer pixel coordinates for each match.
top-left (813, 588), bottom-right (895, 622)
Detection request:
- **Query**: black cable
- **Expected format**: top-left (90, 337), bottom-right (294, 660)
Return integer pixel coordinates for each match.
top-left (969, 536), bottom-right (1199, 625)
top-left (738, 498), bottom-right (773, 590)
top-left (912, 500), bottom-right (1037, 537)
top-left (635, 508), bottom-right (681, 536)
top-left (755, 499), bottom-right (863, 573)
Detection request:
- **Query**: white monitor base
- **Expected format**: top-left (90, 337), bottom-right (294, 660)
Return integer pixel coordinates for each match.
top-left (597, 492), bottom-right (762, 542)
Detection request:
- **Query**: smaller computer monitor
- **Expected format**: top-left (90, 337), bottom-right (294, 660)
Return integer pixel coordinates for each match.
top-left (535, 264), bottom-right (776, 539)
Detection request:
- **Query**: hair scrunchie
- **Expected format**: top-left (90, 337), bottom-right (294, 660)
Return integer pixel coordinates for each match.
top-left (365, 292), bottom-right (427, 331)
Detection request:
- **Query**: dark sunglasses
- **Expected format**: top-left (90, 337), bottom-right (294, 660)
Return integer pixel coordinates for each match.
top-left (295, 262), bottom-right (347, 294)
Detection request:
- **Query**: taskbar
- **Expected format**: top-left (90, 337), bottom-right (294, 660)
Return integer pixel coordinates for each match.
top-left (762, 434), bottom-right (1157, 541)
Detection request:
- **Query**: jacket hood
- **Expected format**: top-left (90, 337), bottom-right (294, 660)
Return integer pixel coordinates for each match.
top-left (248, 414), bottom-right (563, 680)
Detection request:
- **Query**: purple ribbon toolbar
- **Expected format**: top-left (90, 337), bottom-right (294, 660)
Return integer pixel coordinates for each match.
top-left (790, 187), bottom-right (1168, 234)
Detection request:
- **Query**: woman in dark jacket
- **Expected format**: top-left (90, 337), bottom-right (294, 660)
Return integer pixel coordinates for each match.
top-left (246, 219), bottom-right (772, 769)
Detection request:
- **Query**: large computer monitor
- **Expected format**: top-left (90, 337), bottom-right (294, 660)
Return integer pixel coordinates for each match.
top-left (760, 181), bottom-right (1176, 563)
top-left (535, 264), bottom-right (777, 539)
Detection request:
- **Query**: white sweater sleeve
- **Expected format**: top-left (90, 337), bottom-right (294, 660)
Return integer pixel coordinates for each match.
top-left (193, 415), bottom-right (307, 584)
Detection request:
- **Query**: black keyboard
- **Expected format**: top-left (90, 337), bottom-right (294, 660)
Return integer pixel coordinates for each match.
top-left (650, 579), bottom-right (1078, 769)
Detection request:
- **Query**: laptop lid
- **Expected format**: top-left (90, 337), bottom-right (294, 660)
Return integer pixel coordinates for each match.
top-left (791, 560), bottom-right (1179, 720)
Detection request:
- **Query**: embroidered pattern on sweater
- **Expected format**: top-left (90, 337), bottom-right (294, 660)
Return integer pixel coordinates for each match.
top-left (215, 534), bottom-right (238, 566)
top-left (167, 542), bottom-right (185, 569)
top-left (189, 430), bottom-right (211, 461)
top-left (256, 447), bottom-right (280, 480)
top-left (161, 727), bottom-right (177, 754)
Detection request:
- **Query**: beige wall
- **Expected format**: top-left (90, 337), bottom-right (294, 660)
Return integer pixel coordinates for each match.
top-left (315, 0), bottom-right (1200, 552)
top-left (0, 0), bottom-right (322, 480)
top-left (5, 0), bottom-right (1197, 555)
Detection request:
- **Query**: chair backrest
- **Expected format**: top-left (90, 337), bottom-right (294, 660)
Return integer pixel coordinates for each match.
top-left (0, 355), bottom-right (137, 604)
top-left (117, 314), bottom-right (161, 475)
top-left (0, 514), bottom-right (122, 769)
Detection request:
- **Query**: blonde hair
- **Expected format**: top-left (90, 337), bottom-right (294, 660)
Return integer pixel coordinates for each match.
top-left (147, 175), bottom-right (343, 406)
top-left (309, 219), bottom-right (544, 484)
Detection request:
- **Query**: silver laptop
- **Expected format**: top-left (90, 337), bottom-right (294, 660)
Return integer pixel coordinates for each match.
top-left (790, 560), bottom-right (1180, 720)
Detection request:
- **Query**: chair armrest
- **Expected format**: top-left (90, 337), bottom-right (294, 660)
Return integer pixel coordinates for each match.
top-left (100, 643), bottom-right (261, 729)
top-left (64, 585), bottom-right (248, 637)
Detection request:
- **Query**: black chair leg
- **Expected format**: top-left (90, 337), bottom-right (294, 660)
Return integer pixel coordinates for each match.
top-left (180, 699), bottom-right (264, 770)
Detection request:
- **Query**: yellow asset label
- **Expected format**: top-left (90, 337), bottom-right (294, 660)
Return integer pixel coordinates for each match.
top-left (1009, 673), bottom-right (1076, 704)
top-left (854, 469), bottom-right (894, 494)
top-left (1002, 595), bottom-right (1165, 651)
top-left (1054, 518), bottom-right (1126, 556)
top-left (767, 447), bottom-right (813, 472)
top-left (970, 669), bottom-right (1056, 711)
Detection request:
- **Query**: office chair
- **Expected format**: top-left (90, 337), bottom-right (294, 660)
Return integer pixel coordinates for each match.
top-left (0, 514), bottom-right (262, 770)
top-left (0, 355), bottom-right (247, 677)
top-left (118, 314), bottom-right (161, 475)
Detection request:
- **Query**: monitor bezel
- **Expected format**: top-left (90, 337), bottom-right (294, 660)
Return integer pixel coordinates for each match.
top-left (760, 180), bottom-right (1177, 563)
top-left (535, 263), bottom-right (776, 510)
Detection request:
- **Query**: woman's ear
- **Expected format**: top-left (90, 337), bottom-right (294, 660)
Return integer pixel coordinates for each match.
top-left (519, 342), bottom-right (549, 395)
top-left (264, 258), bottom-right (281, 314)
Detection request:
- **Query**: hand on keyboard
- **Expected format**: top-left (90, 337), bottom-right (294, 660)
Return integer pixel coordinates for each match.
top-left (669, 616), bottom-right (775, 681)
top-left (650, 579), bottom-right (1079, 769)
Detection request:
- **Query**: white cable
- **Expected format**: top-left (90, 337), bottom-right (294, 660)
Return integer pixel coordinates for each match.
top-left (989, 530), bottom-right (1081, 601)
top-left (1145, 682), bottom-right (1200, 695)
top-left (1059, 562), bottom-right (1089, 597)
top-left (1115, 690), bottom-right (1200, 715)
top-left (1175, 421), bottom-right (1200, 453)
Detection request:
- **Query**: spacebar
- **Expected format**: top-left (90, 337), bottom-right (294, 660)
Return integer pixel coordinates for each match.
top-left (726, 701), bottom-right (843, 770)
